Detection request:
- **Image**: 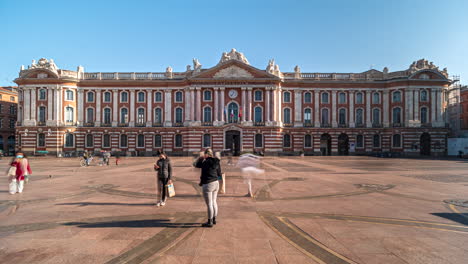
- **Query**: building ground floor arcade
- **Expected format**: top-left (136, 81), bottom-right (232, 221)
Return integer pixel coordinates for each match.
top-left (16, 125), bottom-right (448, 157)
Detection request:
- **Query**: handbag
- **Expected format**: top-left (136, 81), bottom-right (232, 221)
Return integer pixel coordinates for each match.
top-left (218, 173), bottom-right (226, 194)
top-left (166, 183), bottom-right (176, 197)
top-left (7, 166), bottom-right (16, 182)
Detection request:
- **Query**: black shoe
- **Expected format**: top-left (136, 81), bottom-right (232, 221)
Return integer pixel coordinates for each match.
top-left (212, 217), bottom-right (217, 225)
top-left (202, 219), bottom-right (213, 228)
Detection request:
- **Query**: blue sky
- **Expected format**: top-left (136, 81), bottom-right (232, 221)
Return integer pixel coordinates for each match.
top-left (1, 0), bottom-right (467, 84)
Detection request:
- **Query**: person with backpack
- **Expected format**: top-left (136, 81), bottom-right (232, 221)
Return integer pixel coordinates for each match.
top-left (194, 148), bottom-right (221, 227)
top-left (154, 151), bottom-right (172, 207)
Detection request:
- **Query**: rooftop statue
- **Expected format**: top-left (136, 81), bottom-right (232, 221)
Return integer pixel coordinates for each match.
top-left (28, 58), bottom-right (59, 74)
top-left (218, 48), bottom-right (249, 65)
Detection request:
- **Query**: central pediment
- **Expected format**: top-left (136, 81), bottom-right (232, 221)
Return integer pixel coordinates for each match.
top-left (213, 66), bottom-right (254, 79)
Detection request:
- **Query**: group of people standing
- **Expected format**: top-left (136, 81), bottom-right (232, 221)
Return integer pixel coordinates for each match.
top-left (154, 148), bottom-right (221, 228)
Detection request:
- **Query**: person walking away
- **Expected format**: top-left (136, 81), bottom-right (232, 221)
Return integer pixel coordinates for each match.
top-left (103, 151), bottom-right (111, 166)
top-left (10, 152), bottom-right (32, 194)
top-left (237, 154), bottom-right (264, 197)
top-left (195, 148), bottom-right (221, 227)
top-left (115, 153), bottom-right (121, 166)
top-left (154, 152), bottom-right (172, 206)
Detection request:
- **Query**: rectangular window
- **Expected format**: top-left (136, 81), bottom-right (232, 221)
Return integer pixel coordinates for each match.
top-left (154, 135), bottom-right (162, 148)
top-left (356, 135), bottom-right (364, 148)
top-left (9, 119), bottom-right (14, 128)
top-left (255, 134), bottom-right (263, 148)
top-left (103, 135), bottom-right (111, 148)
top-left (175, 134), bottom-right (182, 148)
top-left (38, 134), bottom-right (45, 147)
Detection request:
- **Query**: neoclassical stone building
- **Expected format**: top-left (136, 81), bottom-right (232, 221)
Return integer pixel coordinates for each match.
top-left (14, 50), bottom-right (450, 156)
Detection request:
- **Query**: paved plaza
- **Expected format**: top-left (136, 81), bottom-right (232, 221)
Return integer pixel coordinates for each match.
top-left (0, 155), bottom-right (468, 264)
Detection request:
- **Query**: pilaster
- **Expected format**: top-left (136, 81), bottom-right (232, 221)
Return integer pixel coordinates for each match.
top-left (349, 91), bottom-right (355, 128)
top-left (332, 90), bottom-right (337, 128)
top-left (365, 90), bottom-right (371, 128)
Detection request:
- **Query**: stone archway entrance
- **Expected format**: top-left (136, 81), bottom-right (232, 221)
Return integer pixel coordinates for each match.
top-left (320, 133), bottom-right (332, 156)
top-left (225, 130), bottom-right (241, 156)
top-left (420, 132), bottom-right (431, 156)
top-left (338, 133), bottom-right (349, 155)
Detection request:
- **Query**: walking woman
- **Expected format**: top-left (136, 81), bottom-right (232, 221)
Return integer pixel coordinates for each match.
top-left (10, 152), bottom-right (32, 194)
top-left (154, 151), bottom-right (172, 206)
top-left (195, 148), bottom-right (221, 227)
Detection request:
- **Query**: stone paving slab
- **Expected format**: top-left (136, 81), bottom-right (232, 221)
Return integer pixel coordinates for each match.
top-left (0, 156), bottom-right (468, 263)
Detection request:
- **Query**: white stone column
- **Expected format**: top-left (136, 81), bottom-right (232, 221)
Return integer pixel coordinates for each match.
top-left (265, 88), bottom-right (271, 123)
top-left (332, 91), bottom-right (337, 128)
top-left (164, 90), bottom-right (172, 126)
top-left (247, 88), bottom-right (253, 123)
top-left (383, 90), bottom-right (389, 127)
top-left (349, 91), bottom-right (355, 128)
top-left (77, 89), bottom-right (84, 125)
top-left (53, 88), bottom-right (59, 125)
top-left (414, 89), bottom-right (420, 124)
top-left (95, 89), bottom-right (101, 126)
top-left (220, 88), bottom-right (225, 123)
top-left (314, 91), bottom-right (320, 127)
top-left (214, 88), bottom-right (219, 124)
top-left (405, 89), bottom-right (413, 126)
top-left (196, 88), bottom-right (202, 123)
top-left (112, 89), bottom-right (118, 126)
top-left (30, 88), bottom-right (37, 125)
top-left (365, 90), bottom-right (371, 128)
top-left (58, 88), bottom-right (63, 125)
top-left (431, 89), bottom-right (436, 123)
top-left (24, 88), bottom-right (31, 123)
top-left (436, 89), bottom-right (444, 126)
top-left (277, 88), bottom-right (283, 125)
top-left (129, 90), bottom-right (135, 126)
top-left (184, 88), bottom-right (191, 123)
top-left (146, 90), bottom-right (152, 127)
top-left (190, 89), bottom-right (195, 123)
top-left (241, 88), bottom-right (246, 122)
top-left (47, 86), bottom-right (53, 124)
top-left (294, 89), bottom-right (302, 127)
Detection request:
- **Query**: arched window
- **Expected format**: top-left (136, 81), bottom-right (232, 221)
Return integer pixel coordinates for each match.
top-left (304, 134), bottom-right (312, 148)
top-left (104, 91), bottom-right (111, 102)
top-left (137, 108), bottom-right (145, 124)
top-left (137, 134), bottom-right (145, 148)
top-left (66, 90), bottom-right (74, 101)
top-left (338, 109), bottom-right (346, 125)
top-left (204, 90), bottom-right (212, 101)
top-left (137, 91), bottom-right (145, 102)
top-left (392, 134), bottom-right (402, 148)
top-left (227, 102), bottom-right (239, 123)
top-left (356, 92), bottom-right (363, 104)
top-left (356, 109), bottom-right (364, 126)
top-left (392, 107), bottom-right (401, 124)
top-left (339, 92), bottom-right (346, 104)
top-left (103, 108), bottom-right (111, 124)
top-left (175, 91), bottom-right (183, 102)
top-left (65, 107), bottom-right (74, 122)
top-left (321, 92), bottom-right (329, 103)
top-left (304, 92), bottom-right (312, 103)
top-left (356, 135), bottom-right (364, 148)
top-left (203, 134), bottom-right (211, 148)
top-left (154, 92), bottom-right (162, 102)
top-left (121, 92), bottom-right (128, 102)
top-left (37, 133), bottom-right (45, 147)
top-left (372, 92), bottom-right (380, 104)
top-left (39, 89), bottom-right (46, 100)
top-left (283, 108), bottom-right (291, 124)
top-left (87, 92), bottom-right (94, 102)
top-left (86, 134), bottom-right (93, 147)
top-left (392, 91), bottom-right (401, 103)
top-left (38, 106), bottom-right (46, 122)
top-left (154, 108), bottom-right (163, 124)
top-left (420, 90), bottom-right (428, 102)
top-left (203, 107), bottom-right (212, 123)
top-left (283, 134), bottom-right (291, 148)
top-left (304, 108), bottom-right (312, 123)
top-left (373, 108), bottom-right (380, 125)
top-left (254, 90), bottom-right (263, 101)
top-left (283, 91), bottom-right (291, 103)
top-left (120, 134), bottom-right (128, 148)
top-left (255, 134), bottom-right (263, 148)
top-left (86, 108), bottom-right (94, 123)
top-left (154, 134), bottom-right (162, 148)
top-left (103, 134), bottom-right (110, 148)
top-left (373, 134), bottom-right (380, 148)
top-left (321, 108), bottom-right (329, 125)
top-left (421, 107), bottom-right (428, 123)
top-left (254, 107), bottom-right (263, 122)
top-left (175, 108), bottom-right (183, 123)
top-left (120, 108), bottom-right (128, 124)
top-left (175, 134), bottom-right (183, 148)
top-left (65, 133), bottom-right (74, 147)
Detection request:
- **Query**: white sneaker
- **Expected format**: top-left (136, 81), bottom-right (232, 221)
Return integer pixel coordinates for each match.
top-left (156, 202), bottom-right (161, 206)
top-left (161, 202), bottom-right (166, 206)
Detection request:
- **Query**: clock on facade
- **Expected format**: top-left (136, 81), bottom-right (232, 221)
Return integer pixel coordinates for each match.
top-left (228, 89), bottom-right (238, 98)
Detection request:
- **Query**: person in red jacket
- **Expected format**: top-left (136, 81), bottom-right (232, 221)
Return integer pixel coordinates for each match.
top-left (10, 152), bottom-right (32, 193)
